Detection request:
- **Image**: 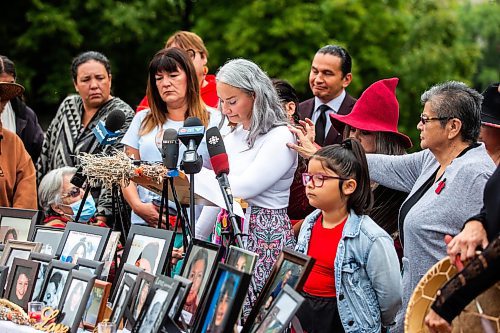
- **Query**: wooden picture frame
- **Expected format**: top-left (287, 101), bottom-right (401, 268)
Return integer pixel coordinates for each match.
top-left (0, 265), bottom-right (9, 292)
top-left (0, 240), bottom-right (42, 267)
top-left (76, 258), bottom-right (104, 279)
top-left (226, 245), bottom-right (258, 274)
top-left (38, 260), bottom-right (77, 309)
top-left (193, 263), bottom-right (252, 333)
top-left (4, 258), bottom-right (40, 311)
top-left (109, 274), bottom-right (135, 328)
top-left (56, 222), bottom-right (110, 263)
top-left (82, 279), bottom-right (112, 331)
top-left (126, 270), bottom-right (156, 330)
top-left (178, 238), bottom-right (222, 328)
top-left (58, 269), bottom-right (96, 333)
top-left (0, 207), bottom-right (42, 243)
top-left (29, 226), bottom-right (65, 256)
top-left (28, 252), bottom-right (55, 302)
top-left (242, 248), bottom-right (315, 333)
top-left (252, 285), bottom-right (305, 333)
top-left (110, 263), bottom-right (143, 304)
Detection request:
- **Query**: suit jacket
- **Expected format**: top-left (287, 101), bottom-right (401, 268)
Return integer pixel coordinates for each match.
top-left (299, 92), bottom-right (356, 146)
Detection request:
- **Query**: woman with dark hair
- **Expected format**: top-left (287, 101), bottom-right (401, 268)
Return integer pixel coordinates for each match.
top-left (3, 228), bottom-right (18, 243)
top-left (43, 271), bottom-right (64, 308)
top-left (135, 241), bottom-right (160, 274)
top-left (205, 275), bottom-right (236, 333)
top-left (37, 51), bottom-right (134, 226)
top-left (183, 248), bottom-right (209, 317)
top-left (0, 55), bottom-right (44, 161)
top-left (68, 240), bottom-right (87, 264)
top-left (122, 47), bottom-right (220, 227)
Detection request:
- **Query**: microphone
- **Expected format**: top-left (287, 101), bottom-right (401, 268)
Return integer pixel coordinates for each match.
top-left (162, 128), bottom-right (180, 177)
top-left (91, 109), bottom-right (126, 145)
top-left (72, 110), bottom-right (126, 188)
top-left (206, 127), bottom-right (233, 205)
top-left (178, 117), bottom-right (204, 174)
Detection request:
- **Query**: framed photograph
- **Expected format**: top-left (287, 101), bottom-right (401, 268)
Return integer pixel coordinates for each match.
top-left (39, 260), bottom-right (77, 309)
top-left (56, 223), bottom-right (110, 264)
top-left (109, 274), bottom-right (135, 328)
top-left (58, 269), bottom-right (96, 333)
top-left (0, 207), bottom-right (42, 243)
top-left (193, 263), bottom-right (252, 333)
top-left (0, 266), bottom-right (9, 292)
top-left (179, 239), bottom-right (222, 327)
top-left (4, 258), bottom-right (40, 310)
top-left (0, 240), bottom-right (42, 267)
top-left (100, 231), bottom-right (121, 279)
top-left (242, 248), bottom-right (314, 333)
top-left (119, 225), bottom-right (174, 277)
top-left (111, 263), bottom-right (143, 304)
top-left (28, 252), bottom-right (55, 302)
top-left (30, 226), bottom-right (65, 256)
top-left (82, 279), bottom-right (111, 331)
top-left (126, 270), bottom-right (156, 329)
top-left (132, 276), bottom-right (181, 333)
top-left (226, 245), bottom-right (258, 274)
top-left (0, 244), bottom-right (4, 258)
top-left (76, 258), bottom-right (104, 279)
top-left (169, 275), bottom-right (192, 321)
top-left (253, 285), bottom-right (304, 333)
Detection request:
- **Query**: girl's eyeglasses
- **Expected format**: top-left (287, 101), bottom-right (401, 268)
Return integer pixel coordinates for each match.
top-left (302, 173), bottom-right (346, 187)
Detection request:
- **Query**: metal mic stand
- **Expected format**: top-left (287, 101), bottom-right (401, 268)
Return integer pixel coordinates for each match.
top-left (74, 186), bottom-right (92, 223)
top-left (180, 152), bottom-right (202, 239)
top-left (111, 183), bottom-right (130, 244)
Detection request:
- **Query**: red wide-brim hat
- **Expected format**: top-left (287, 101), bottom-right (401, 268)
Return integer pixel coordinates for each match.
top-left (331, 77), bottom-right (412, 149)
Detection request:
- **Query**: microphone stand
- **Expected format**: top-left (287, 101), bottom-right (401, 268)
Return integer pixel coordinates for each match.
top-left (111, 183), bottom-right (130, 244)
top-left (74, 186), bottom-right (92, 223)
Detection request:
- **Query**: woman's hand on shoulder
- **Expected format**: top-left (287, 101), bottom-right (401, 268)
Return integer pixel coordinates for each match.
top-left (446, 220), bottom-right (488, 263)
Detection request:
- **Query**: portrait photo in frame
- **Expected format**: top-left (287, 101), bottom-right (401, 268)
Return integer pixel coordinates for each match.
top-left (38, 260), bottom-right (77, 309)
top-left (110, 263), bottom-right (143, 304)
top-left (0, 244), bottom-right (4, 258)
top-left (242, 248), bottom-right (314, 333)
top-left (4, 258), bottom-right (40, 310)
top-left (126, 270), bottom-right (156, 330)
top-left (0, 207), bottom-right (42, 243)
top-left (82, 279), bottom-right (111, 331)
top-left (253, 285), bottom-right (304, 333)
top-left (56, 223), bottom-right (110, 264)
top-left (0, 240), bottom-right (42, 267)
top-left (193, 263), bottom-right (252, 333)
top-left (226, 245), bottom-right (258, 274)
top-left (76, 258), bottom-right (104, 279)
top-left (179, 239), bottom-right (222, 328)
top-left (169, 275), bottom-right (193, 321)
top-left (100, 231), bottom-right (121, 279)
top-left (28, 252), bottom-right (55, 302)
top-left (0, 265), bottom-right (9, 292)
top-left (29, 226), bottom-right (65, 256)
top-left (109, 274), bottom-right (135, 328)
top-left (58, 269), bottom-right (96, 333)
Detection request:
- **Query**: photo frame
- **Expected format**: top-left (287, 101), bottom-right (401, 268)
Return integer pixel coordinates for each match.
top-left (178, 238), bottom-right (222, 328)
top-left (56, 222), bottom-right (110, 264)
top-left (29, 226), bottom-right (65, 256)
top-left (0, 240), bottom-right (42, 267)
top-left (82, 279), bottom-right (111, 331)
top-left (126, 270), bottom-right (156, 329)
top-left (4, 258), bottom-right (40, 310)
top-left (110, 263), bottom-right (143, 304)
top-left (28, 252), bottom-right (55, 302)
top-left (132, 276), bottom-right (181, 333)
top-left (0, 244), bottom-right (4, 258)
top-left (242, 248), bottom-right (315, 333)
top-left (109, 274), bottom-right (135, 328)
top-left (253, 285), bottom-right (305, 333)
top-left (76, 258), bottom-right (104, 279)
top-left (0, 265), bottom-right (9, 292)
top-left (193, 263), bottom-right (252, 333)
top-left (226, 245), bottom-right (258, 274)
top-left (118, 225), bottom-right (174, 278)
top-left (58, 269), bottom-right (96, 333)
top-left (169, 275), bottom-right (193, 321)
top-left (0, 207), bottom-right (42, 243)
top-left (38, 260), bottom-right (77, 309)
top-left (100, 231), bottom-right (121, 279)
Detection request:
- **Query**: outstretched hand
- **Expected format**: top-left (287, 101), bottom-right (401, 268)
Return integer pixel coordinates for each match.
top-left (446, 220), bottom-right (488, 264)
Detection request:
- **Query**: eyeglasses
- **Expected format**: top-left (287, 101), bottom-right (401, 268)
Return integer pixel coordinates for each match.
top-left (302, 173), bottom-right (346, 187)
top-left (61, 187), bottom-right (81, 199)
top-left (420, 114), bottom-right (451, 125)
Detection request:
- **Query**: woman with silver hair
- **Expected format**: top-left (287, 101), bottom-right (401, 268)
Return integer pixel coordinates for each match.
top-left (366, 81), bottom-right (495, 331)
top-left (39, 166), bottom-right (104, 227)
top-left (215, 59), bottom-right (297, 317)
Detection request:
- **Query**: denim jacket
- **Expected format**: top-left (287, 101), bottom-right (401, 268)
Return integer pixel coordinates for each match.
top-left (296, 209), bottom-right (402, 333)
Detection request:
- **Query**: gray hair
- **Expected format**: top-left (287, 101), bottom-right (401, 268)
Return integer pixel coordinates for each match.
top-left (421, 81), bottom-right (482, 143)
top-left (216, 59), bottom-right (287, 148)
top-left (39, 166), bottom-right (77, 211)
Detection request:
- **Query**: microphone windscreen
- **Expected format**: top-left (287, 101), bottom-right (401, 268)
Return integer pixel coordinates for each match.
top-left (206, 127), bottom-right (229, 175)
top-left (163, 128), bottom-right (179, 170)
top-left (105, 110), bottom-right (126, 132)
top-left (184, 117), bottom-right (203, 127)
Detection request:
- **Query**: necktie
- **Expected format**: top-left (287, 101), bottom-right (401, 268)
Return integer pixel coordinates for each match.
top-left (314, 104), bottom-right (330, 146)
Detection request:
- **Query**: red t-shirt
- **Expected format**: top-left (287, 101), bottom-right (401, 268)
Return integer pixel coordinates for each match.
top-left (136, 74), bottom-right (219, 112)
top-left (303, 214), bottom-right (346, 297)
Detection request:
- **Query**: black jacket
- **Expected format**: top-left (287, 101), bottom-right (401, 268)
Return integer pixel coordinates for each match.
top-left (10, 97), bottom-right (44, 162)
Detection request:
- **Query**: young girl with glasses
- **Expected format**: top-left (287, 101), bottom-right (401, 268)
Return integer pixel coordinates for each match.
top-left (295, 138), bottom-right (402, 332)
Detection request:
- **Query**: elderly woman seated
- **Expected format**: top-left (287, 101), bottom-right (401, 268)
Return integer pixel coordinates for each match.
top-left (38, 166), bottom-right (105, 227)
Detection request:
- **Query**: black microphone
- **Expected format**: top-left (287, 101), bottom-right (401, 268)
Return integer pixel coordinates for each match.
top-left (178, 117), bottom-right (204, 175)
top-left (162, 129), bottom-right (180, 176)
top-left (206, 127), bottom-right (233, 204)
top-left (71, 110), bottom-right (126, 188)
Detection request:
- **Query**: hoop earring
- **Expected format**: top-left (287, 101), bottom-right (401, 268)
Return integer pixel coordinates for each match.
top-left (203, 66), bottom-right (208, 75)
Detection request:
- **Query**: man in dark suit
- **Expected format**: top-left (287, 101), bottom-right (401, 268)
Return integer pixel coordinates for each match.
top-left (299, 45), bottom-right (356, 146)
